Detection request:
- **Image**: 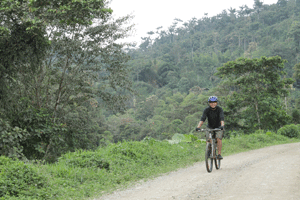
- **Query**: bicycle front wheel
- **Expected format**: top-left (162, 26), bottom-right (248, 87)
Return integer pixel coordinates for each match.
top-left (205, 143), bottom-right (213, 173)
top-left (214, 148), bottom-right (221, 170)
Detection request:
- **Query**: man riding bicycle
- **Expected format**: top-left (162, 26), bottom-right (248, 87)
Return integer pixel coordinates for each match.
top-left (196, 96), bottom-right (225, 159)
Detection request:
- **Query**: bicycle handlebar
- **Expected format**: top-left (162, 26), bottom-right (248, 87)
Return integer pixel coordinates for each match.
top-left (196, 128), bottom-right (221, 132)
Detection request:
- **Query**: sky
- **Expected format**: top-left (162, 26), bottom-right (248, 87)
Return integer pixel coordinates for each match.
top-left (109, 0), bottom-right (279, 45)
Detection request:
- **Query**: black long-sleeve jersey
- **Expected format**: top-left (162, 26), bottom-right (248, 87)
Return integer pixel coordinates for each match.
top-left (200, 106), bottom-right (224, 129)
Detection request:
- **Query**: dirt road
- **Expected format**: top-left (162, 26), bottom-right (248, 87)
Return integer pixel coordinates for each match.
top-left (98, 143), bottom-right (300, 200)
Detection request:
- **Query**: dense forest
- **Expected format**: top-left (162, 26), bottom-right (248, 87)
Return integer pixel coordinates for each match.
top-left (1, 0), bottom-right (300, 162)
top-left (104, 0), bottom-right (300, 141)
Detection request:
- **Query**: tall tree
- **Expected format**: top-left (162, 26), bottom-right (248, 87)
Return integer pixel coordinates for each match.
top-left (216, 56), bottom-right (294, 131)
top-left (293, 63), bottom-right (300, 88)
top-left (0, 0), bottom-right (114, 101)
top-left (289, 21), bottom-right (300, 53)
top-left (0, 0), bottom-right (134, 160)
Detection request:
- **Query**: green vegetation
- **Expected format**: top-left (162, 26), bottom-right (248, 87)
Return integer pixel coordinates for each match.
top-left (0, 0), bottom-right (134, 161)
top-left (0, 156), bottom-right (49, 199)
top-left (1, 0), bottom-right (300, 161)
top-left (101, 0), bottom-right (300, 141)
top-left (1, 0), bottom-right (300, 199)
top-left (1, 129), bottom-right (299, 200)
top-left (277, 124), bottom-right (300, 138)
top-left (216, 56), bottom-right (294, 132)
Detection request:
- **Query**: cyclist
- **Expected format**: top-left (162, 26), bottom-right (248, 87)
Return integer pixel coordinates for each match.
top-left (196, 96), bottom-right (225, 159)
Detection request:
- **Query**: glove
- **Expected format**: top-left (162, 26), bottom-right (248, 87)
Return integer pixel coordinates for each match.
top-left (219, 126), bottom-right (224, 130)
top-left (195, 127), bottom-right (201, 131)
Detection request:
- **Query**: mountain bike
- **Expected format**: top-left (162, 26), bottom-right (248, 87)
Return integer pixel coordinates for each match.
top-left (196, 128), bottom-right (221, 173)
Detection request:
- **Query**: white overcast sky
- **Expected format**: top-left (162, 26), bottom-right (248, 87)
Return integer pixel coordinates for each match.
top-left (109, 0), bottom-right (278, 44)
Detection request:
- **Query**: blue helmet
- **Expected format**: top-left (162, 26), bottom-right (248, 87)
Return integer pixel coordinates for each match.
top-left (208, 96), bottom-right (218, 102)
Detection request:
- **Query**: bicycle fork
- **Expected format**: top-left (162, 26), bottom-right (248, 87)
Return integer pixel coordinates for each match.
top-left (209, 133), bottom-right (218, 159)
top-left (209, 133), bottom-right (214, 159)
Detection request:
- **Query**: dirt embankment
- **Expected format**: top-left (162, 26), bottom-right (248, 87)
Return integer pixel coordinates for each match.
top-left (97, 143), bottom-right (300, 200)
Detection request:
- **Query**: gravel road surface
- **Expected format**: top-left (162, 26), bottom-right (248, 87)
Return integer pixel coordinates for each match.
top-left (98, 143), bottom-right (300, 200)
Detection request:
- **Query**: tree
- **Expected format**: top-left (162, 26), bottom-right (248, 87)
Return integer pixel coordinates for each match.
top-left (297, 0), bottom-right (300, 9)
top-left (293, 63), bottom-right (300, 88)
top-left (136, 95), bottom-right (158, 121)
top-left (289, 21), bottom-right (300, 52)
top-left (100, 0), bottom-right (300, 142)
top-left (254, 0), bottom-right (264, 10)
top-left (177, 77), bottom-right (191, 94)
top-left (139, 37), bottom-right (151, 51)
top-left (228, 7), bottom-right (237, 19)
top-left (277, 0), bottom-right (288, 7)
top-left (216, 56), bottom-right (294, 131)
top-left (0, 0), bottom-right (114, 101)
top-left (0, 0), bottom-right (134, 160)
top-left (291, 109), bottom-right (300, 124)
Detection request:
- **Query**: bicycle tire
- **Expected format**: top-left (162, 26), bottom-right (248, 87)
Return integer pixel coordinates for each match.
top-left (214, 147), bottom-right (221, 170)
top-left (205, 143), bottom-right (213, 173)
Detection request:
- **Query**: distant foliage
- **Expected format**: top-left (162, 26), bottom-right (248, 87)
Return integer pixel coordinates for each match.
top-left (115, 0), bottom-right (300, 140)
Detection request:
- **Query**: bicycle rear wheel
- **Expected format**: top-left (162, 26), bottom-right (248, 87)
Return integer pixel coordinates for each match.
top-left (205, 143), bottom-right (213, 173)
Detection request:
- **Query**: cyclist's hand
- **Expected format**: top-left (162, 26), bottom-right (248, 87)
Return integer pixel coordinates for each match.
top-left (219, 126), bottom-right (224, 130)
top-left (195, 127), bottom-right (201, 131)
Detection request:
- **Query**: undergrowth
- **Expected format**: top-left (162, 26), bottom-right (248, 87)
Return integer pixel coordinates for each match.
top-left (1, 131), bottom-right (299, 200)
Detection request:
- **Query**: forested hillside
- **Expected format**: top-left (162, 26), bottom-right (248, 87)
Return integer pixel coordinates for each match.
top-left (1, 0), bottom-right (300, 162)
top-left (103, 0), bottom-right (300, 141)
top-left (128, 0), bottom-right (300, 90)
top-left (2, 1), bottom-right (300, 199)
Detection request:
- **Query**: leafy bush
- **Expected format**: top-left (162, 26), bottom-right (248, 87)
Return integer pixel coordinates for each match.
top-left (254, 129), bottom-right (265, 134)
top-left (0, 119), bottom-right (29, 159)
top-left (277, 124), bottom-right (300, 138)
top-left (108, 140), bottom-right (172, 166)
top-left (292, 109), bottom-right (300, 124)
top-left (0, 156), bottom-right (49, 199)
top-left (265, 131), bottom-right (272, 136)
top-left (1, 132), bottom-right (299, 200)
top-left (168, 133), bottom-right (185, 144)
top-left (183, 134), bottom-right (201, 143)
top-left (58, 150), bottom-right (110, 170)
top-left (226, 130), bottom-right (244, 138)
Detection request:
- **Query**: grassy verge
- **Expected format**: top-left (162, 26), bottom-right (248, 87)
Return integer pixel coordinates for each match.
top-left (222, 132), bottom-right (299, 156)
top-left (1, 133), bottom-right (299, 200)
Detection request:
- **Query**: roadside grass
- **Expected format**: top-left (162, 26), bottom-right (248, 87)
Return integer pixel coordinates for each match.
top-left (222, 132), bottom-right (299, 156)
top-left (1, 132), bottom-right (299, 200)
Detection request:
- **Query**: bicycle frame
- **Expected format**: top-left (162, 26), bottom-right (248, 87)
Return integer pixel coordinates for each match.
top-left (197, 128), bottom-right (221, 172)
top-left (208, 132), bottom-right (216, 159)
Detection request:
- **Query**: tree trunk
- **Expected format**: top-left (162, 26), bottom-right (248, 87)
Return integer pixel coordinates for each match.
top-left (44, 56), bottom-right (69, 160)
top-left (191, 42), bottom-right (195, 68)
top-left (285, 96), bottom-right (287, 112)
top-left (254, 100), bottom-right (261, 130)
